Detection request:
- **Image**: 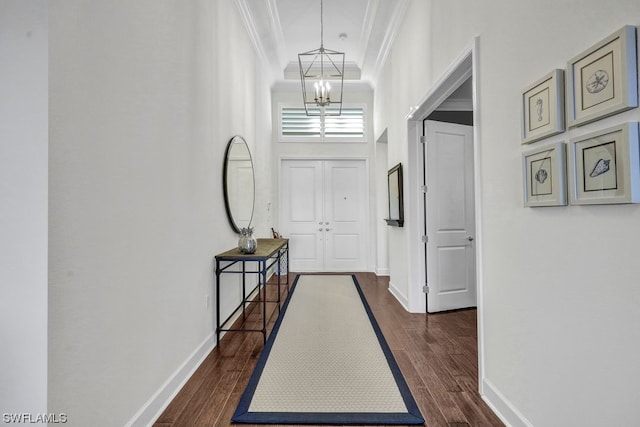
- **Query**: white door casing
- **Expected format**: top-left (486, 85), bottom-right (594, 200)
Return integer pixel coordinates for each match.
top-left (280, 159), bottom-right (368, 272)
top-left (425, 121), bottom-right (477, 312)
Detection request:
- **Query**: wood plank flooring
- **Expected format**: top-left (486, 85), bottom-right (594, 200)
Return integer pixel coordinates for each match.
top-left (154, 273), bottom-right (504, 427)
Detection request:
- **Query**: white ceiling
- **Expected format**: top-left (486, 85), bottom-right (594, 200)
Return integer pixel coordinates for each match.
top-left (234, 0), bottom-right (409, 86)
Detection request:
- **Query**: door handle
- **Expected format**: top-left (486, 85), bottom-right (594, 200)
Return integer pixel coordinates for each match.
top-left (467, 236), bottom-right (474, 242)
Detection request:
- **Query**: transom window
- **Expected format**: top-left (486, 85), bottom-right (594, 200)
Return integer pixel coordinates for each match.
top-left (279, 104), bottom-right (366, 142)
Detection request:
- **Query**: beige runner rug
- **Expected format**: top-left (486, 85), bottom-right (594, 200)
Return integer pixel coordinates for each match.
top-left (232, 274), bottom-right (424, 425)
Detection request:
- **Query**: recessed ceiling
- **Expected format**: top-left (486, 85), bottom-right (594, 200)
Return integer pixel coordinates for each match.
top-left (234, 0), bottom-right (409, 86)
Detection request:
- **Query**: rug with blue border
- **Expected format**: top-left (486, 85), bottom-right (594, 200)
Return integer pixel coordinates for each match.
top-left (231, 274), bottom-right (425, 425)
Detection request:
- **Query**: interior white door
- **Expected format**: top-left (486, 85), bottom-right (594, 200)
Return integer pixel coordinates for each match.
top-left (425, 120), bottom-right (476, 313)
top-left (280, 159), bottom-right (368, 272)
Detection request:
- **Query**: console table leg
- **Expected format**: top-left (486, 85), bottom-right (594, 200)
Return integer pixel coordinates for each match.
top-left (215, 260), bottom-right (220, 347)
top-left (262, 259), bottom-right (267, 343)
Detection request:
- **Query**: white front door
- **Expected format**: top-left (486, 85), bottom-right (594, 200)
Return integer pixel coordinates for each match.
top-left (424, 120), bottom-right (476, 313)
top-left (323, 161), bottom-right (367, 271)
top-left (280, 159), bottom-right (368, 272)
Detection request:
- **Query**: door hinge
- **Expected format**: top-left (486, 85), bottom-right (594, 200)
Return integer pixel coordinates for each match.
top-left (423, 285), bottom-right (429, 294)
top-left (421, 235), bottom-right (429, 243)
top-left (420, 135), bottom-right (427, 144)
top-left (420, 185), bottom-right (427, 193)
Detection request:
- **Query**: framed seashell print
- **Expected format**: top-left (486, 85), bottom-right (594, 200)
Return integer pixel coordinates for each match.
top-left (522, 142), bottom-right (567, 207)
top-left (568, 122), bottom-right (640, 205)
top-left (566, 26), bottom-right (638, 127)
top-left (521, 69), bottom-right (565, 144)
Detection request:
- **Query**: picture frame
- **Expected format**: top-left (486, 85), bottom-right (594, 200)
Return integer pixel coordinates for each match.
top-left (385, 163), bottom-right (404, 226)
top-left (566, 25), bottom-right (638, 128)
top-left (521, 69), bottom-right (565, 144)
top-left (522, 142), bottom-right (567, 207)
top-left (567, 122), bottom-right (640, 205)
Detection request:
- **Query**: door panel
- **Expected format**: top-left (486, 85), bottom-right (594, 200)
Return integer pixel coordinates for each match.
top-left (425, 121), bottom-right (476, 312)
top-left (289, 166), bottom-right (318, 221)
top-left (435, 135), bottom-right (467, 230)
top-left (438, 246), bottom-right (470, 292)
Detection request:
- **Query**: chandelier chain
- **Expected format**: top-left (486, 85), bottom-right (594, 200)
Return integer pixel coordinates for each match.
top-left (320, 0), bottom-right (324, 48)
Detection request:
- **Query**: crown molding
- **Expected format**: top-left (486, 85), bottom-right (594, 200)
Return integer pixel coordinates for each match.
top-left (362, 0), bottom-right (409, 85)
top-left (234, 0), bottom-right (409, 87)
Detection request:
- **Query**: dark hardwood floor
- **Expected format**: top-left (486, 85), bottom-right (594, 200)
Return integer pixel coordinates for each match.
top-left (154, 272), bottom-right (504, 427)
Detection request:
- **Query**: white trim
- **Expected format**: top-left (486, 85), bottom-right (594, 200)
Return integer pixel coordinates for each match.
top-left (364, 0), bottom-right (410, 85)
top-left (404, 51), bottom-right (473, 122)
top-left (358, 0), bottom-right (378, 66)
top-left (388, 281), bottom-right (409, 310)
top-left (482, 378), bottom-right (535, 427)
top-left (375, 267), bottom-right (390, 276)
top-left (125, 333), bottom-right (216, 427)
top-left (233, 0), bottom-right (277, 81)
top-left (437, 98), bottom-right (473, 111)
top-left (405, 120), bottom-right (423, 313)
top-left (265, 0), bottom-right (286, 70)
top-left (470, 36), bottom-right (487, 406)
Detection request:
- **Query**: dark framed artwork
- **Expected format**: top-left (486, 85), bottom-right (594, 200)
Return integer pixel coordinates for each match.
top-left (566, 26), bottom-right (638, 127)
top-left (385, 163), bottom-right (404, 227)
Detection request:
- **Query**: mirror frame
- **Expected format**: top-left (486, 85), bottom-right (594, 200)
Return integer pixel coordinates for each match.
top-left (222, 135), bottom-right (255, 233)
top-left (385, 163), bottom-right (404, 227)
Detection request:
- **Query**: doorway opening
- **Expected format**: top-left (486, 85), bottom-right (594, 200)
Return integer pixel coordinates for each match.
top-left (422, 83), bottom-right (477, 313)
top-left (404, 39), bottom-right (485, 392)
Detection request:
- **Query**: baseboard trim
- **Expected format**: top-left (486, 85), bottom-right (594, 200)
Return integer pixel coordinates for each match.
top-left (388, 281), bottom-right (409, 310)
top-left (481, 378), bottom-right (534, 427)
top-left (124, 332), bottom-right (216, 427)
top-left (375, 267), bottom-right (390, 276)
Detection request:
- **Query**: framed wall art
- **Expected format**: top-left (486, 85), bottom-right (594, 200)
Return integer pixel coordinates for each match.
top-left (521, 69), bottom-right (565, 144)
top-left (567, 122), bottom-right (640, 205)
top-left (385, 163), bottom-right (404, 226)
top-left (566, 25), bottom-right (638, 127)
top-left (522, 142), bottom-right (567, 207)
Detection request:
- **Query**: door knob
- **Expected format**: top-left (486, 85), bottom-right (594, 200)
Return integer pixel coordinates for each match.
top-left (318, 228), bottom-right (323, 231)
top-left (467, 236), bottom-right (474, 241)
top-left (325, 228), bottom-right (331, 231)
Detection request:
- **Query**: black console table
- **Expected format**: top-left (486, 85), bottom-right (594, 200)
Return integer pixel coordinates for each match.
top-left (214, 238), bottom-right (289, 345)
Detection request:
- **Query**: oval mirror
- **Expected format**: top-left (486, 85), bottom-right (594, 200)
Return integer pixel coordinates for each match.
top-left (222, 136), bottom-right (255, 233)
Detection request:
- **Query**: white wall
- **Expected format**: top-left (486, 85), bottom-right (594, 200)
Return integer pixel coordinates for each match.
top-left (48, 1), bottom-right (270, 426)
top-left (379, 1), bottom-right (640, 425)
top-left (0, 0), bottom-right (48, 417)
top-left (374, 64), bottom-right (392, 276)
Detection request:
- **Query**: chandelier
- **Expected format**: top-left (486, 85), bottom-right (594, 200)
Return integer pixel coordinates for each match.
top-left (298, 0), bottom-right (344, 116)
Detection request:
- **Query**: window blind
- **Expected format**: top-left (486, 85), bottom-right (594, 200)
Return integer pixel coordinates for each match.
top-left (280, 106), bottom-right (365, 140)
